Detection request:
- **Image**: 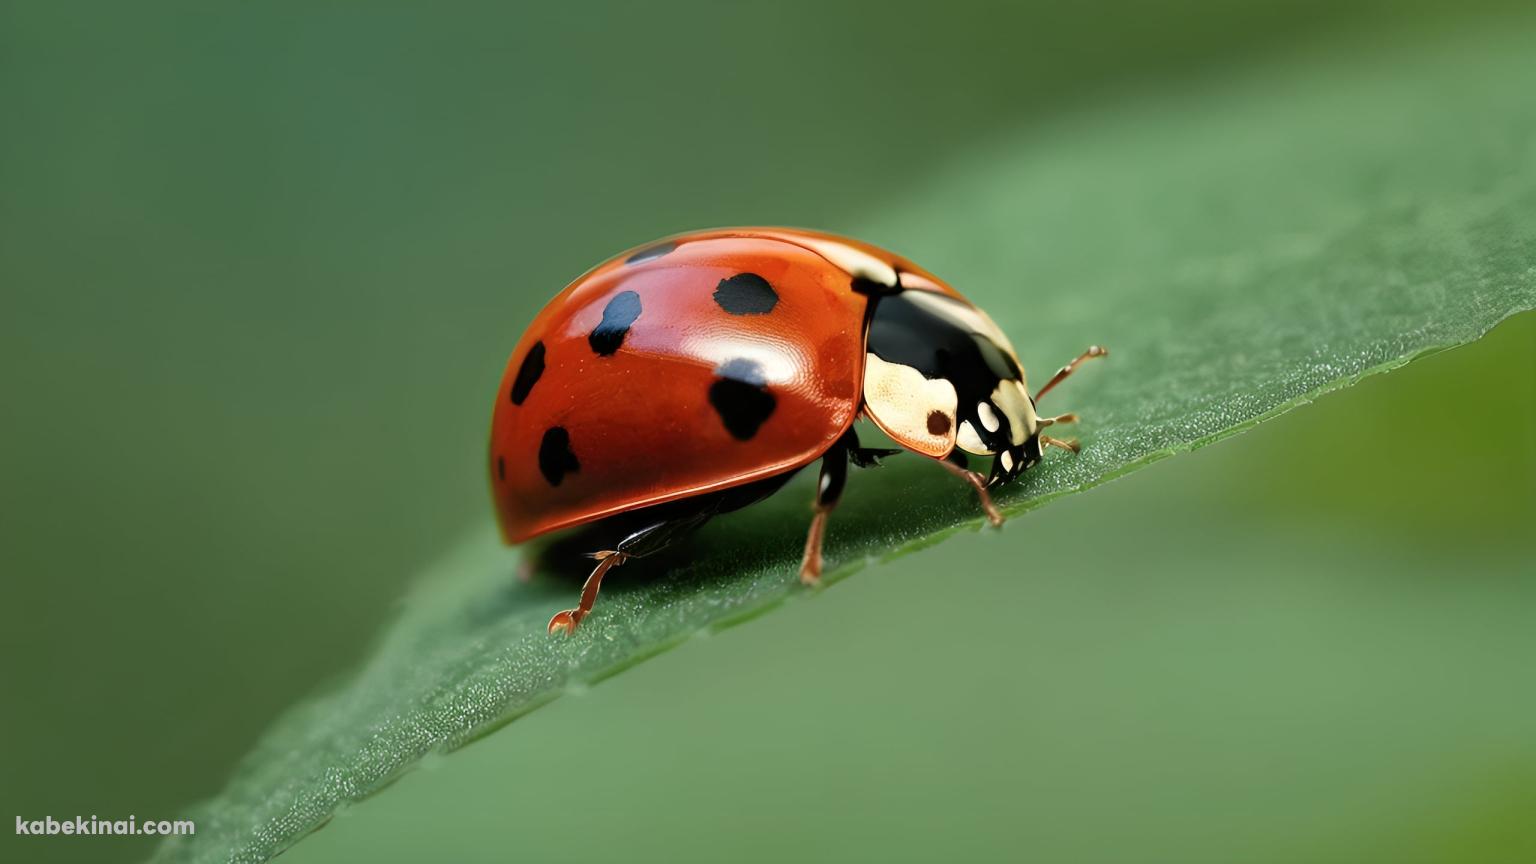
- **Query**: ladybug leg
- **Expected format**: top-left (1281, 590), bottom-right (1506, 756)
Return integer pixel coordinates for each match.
top-left (1035, 412), bottom-right (1078, 427)
top-left (1035, 415), bottom-right (1082, 457)
top-left (839, 424), bottom-right (900, 468)
top-left (545, 513), bottom-right (715, 635)
top-left (1033, 345), bottom-right (1108, 403)
top-left (849, 443), bottom-right (903, 469)
top-left (515, 538), bottom-right (552, 583)
top-left (515, 556), bottom-right (537, 583)
top-left (937, 451), bottom-right (1005, 528)
top-left (1039, 435), bottom-right (1081, 454)
top-left (799, 435), bottom-right (852, 586)
top-left (547, 550), bottom-right (627, 636)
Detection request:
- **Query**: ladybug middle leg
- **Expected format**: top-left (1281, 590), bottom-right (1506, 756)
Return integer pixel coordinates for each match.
top-left (799, 427), bottom-right (897, 586)
top-left (799, 431), bottom-right (854, 586)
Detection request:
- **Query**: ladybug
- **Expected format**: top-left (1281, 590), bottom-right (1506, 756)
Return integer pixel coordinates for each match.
top-left (489, 228), bottom-right (1105, 634)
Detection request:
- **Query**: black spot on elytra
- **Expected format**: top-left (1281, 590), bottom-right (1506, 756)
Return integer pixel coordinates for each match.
top-left (537, 427), bottom-right (579, 486)
top-left (496, 456), bottom-right (506, 481)
top-left (625, 240), bottom-right (676, 264)
top-left (588, 290), bottom-right (642, 356)
top-left (713, 273), bottom-right (779, 315)
top-left (509, 341), bottom-right (545, 405)
top-left (709, 358), bottom-right (776, 440)
top-left (927, 411), bottom-right (952, 436)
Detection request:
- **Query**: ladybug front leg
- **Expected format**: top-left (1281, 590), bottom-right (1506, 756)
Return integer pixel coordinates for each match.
top-left (935, 451), bottom-right (1005, 528)
top-left (799, 435), bottom-right (851, 586)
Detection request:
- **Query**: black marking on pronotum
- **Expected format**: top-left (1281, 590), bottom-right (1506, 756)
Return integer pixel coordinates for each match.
top-left (713, 272), bottom-right (779, 315)
top-left (974, 334), bottom-right (1023, 381)
top-left (588, 290), bottom-right (642, 356)
top-left (625, 240), bottom-right (677, 264)
top-left (537, 427), bottom-right (580, 486)
top-left (708, 358), bottom-right (777, 440)
top-left (496, 456), bottom-right (506, 481)
top-left (509, 341), bottom-right (546, 405)
top-left (868, 291), bottom-right (1020, 453)
top-left (852, 274), bottom-right (902, 297)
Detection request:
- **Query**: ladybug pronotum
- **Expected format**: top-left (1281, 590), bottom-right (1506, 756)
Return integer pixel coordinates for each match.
top-left (489, 228), bottom-right (1105, 634)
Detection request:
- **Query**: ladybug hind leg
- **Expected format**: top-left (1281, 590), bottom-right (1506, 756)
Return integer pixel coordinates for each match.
top-left (547, 511), bottom-right (712, 636)
top-left (547, 550), bottom-right (626, 636)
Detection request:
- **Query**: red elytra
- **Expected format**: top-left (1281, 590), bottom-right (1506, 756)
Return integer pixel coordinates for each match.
top-left (488, 227), bottom-right (1104, 634)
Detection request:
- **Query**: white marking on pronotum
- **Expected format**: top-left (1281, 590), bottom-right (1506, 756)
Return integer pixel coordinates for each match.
top-left (976, 401), bottom-right (1000, 433)
top-left (862, 353), bottom-right (957, 457)
top-left (897, 270), bottom-right (944, 292)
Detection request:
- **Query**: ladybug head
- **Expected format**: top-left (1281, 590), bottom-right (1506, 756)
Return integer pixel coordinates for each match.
top-left (861, 289), bottom-right (1044, 487)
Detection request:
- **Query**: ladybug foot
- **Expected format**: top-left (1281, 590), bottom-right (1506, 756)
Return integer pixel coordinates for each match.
top-left (935, 457), bottom-right (1005, 528)
top-left (547, 608), bottom-right (584, 636)
top-left (799, 548), bottom-right (823, 586)
top-left (1040, 435), bottom-right (1080, 455)
top-left (975, 480), bottom-right (1005, 528)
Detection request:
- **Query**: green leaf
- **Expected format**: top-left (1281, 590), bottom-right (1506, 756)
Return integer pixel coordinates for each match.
top-left (155, 22), bottom-right (1536, 864)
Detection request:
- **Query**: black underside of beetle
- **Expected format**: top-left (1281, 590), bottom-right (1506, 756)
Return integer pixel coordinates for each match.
top-left (536, 470), bottom-right (797, 577)
top-left (533, 430), bottom-right (898, 581)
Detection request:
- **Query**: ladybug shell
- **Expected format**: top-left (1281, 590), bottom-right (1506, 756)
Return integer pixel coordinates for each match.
top-left (490, 228), bottom-right (958, 544)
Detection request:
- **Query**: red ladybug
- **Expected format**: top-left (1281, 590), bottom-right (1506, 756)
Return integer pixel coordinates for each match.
top-left (489, 228), bottom-right (1104, 634)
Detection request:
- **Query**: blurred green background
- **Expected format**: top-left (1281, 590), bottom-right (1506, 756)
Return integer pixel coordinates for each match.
top-left (1, 2), bottom-right (1532, 863)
